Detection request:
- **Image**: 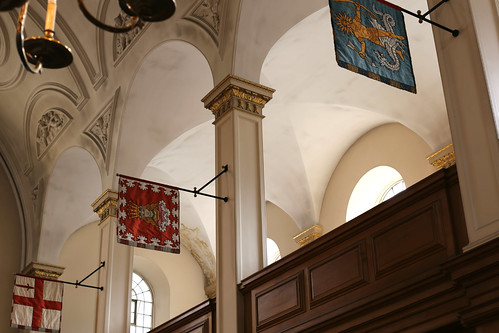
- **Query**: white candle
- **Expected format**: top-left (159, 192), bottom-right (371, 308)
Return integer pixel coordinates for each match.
top-left (45, 0), bottom-right (56, 33)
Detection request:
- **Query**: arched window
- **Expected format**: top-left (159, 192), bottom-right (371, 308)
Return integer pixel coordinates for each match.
top-left (130, 272), bottom-right (153, 333)
top-left (267, 238), bottom-right (282, 265)
top-left (346, 166), bottom-right (406, 222)
top-left (379, 179), bottom-right (406, 203)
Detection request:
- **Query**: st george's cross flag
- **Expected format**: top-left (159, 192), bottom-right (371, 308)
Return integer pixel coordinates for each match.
top-left (118, 174), bottom-right (180, 253)
top-left (10, 274), bottom-right (64, 332)
top-left (329, 0), bottom-right (416, 93)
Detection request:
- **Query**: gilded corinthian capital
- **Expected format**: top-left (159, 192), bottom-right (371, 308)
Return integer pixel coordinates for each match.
top-left (91, 189), bottom-right (118, 225)
top-left (202, 75), bottom-right (275, 120)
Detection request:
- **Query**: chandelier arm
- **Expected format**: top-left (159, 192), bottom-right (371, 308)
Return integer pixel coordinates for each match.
top-left (77, 0), bottom-right (141, 33)
top-left (16, 3), bottom-right (42, 74)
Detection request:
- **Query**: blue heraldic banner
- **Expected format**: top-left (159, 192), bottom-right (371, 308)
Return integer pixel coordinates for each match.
top-left (329, 0), bottom-right (416, 93)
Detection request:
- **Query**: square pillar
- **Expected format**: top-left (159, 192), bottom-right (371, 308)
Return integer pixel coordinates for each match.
top-left (91, 190), bottom-right (133, 333)
top-left (429, 0), bottom-right (499, 249)
top-left (203, 75), bottom-right (274, 332)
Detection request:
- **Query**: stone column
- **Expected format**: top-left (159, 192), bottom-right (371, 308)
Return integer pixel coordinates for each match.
top-left (91, 189), bottom-right (133, 333)
top-left (429, 0), bottom-right (499, 249)
top-left (202, 75), bottom-right (274, 332)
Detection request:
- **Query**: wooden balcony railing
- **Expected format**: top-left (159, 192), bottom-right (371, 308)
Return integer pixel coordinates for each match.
top-left (151, 165), bottom-right (499, 332)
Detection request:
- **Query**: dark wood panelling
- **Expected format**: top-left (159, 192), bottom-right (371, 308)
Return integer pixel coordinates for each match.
top-left (154, 166), bottom-right (498, 333)
top-left (254, 272), bottom-right (305, 329)
top-left (371, 201), bottom-right (446, 278)
top-left (177, 316), bottom-right (210, 333)
top-left (309, 242), bottom-right (368, 307)
top-left (239, 166), bottom-right (496, 333)
top-left (149, 299), bottom-right (215, 333)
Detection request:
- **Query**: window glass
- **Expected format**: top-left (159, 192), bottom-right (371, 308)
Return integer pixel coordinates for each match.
top-left (267, 238), bottom-right (281, 264)
top-left (380, 180), bottom-right (406, 203)
top-left (346, 166), bottom-right (405, 221)
top-left (131, 272), bottom-right (153, 332)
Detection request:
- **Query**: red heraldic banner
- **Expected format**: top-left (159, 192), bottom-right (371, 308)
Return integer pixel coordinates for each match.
top-left (11, 274), bottom-right (64, 332)
top-left (118, 175), bottom-right (180, 253)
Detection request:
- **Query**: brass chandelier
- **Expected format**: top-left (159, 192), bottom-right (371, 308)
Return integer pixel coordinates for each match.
top-left (1, 0), bottom-right (176, 73)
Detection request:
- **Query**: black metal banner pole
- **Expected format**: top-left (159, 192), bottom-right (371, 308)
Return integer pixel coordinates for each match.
top-left (76, 261), bottom-right (105, 286)
top-left (400, 7), bottom-right (459, 37)
top-left (375, 0), bottom-right (459, 37)
top-left (62, 280), bottom-right (104, 291)
top-left (180, 188), bottom-right (228, 202)
top-left (195, 165), bottom-right (228, 194)
top-left (419, 0), bottom-right (448, 18)
top-left (116, 167), bottom-right (229, 202)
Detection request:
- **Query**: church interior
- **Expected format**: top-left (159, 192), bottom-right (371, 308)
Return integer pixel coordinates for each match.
top-left (1, 0), bottom-right (499, 332)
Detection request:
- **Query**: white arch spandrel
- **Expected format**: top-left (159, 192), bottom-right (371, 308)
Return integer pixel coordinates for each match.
top-left (38, 147), bottom-right (101, 264)
top-left (116, 40), bottom-right (213, 178)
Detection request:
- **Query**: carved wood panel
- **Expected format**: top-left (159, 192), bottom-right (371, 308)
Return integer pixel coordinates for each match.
top-left (240, 166), bottom-right (470, 332)
top-left (254, 272), bottom-right (305, 330)
top-left (309, 242), bottom-right (369, 308)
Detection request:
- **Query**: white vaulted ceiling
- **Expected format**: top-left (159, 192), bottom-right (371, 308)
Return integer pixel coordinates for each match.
top-left (0, 0), bottom-right (449, 264)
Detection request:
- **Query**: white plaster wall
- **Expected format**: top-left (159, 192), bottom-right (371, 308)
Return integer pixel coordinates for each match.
top-left (134, 246), bottom-right (206, 319)
top-left (39, 147), bottom-right (101, 264)
top-left (320, 123), bottom-right (437, 232)
top-left (133, 254), bottom-right (171, 327)
top-left (266, 201), bottom-right (300, 259)
top-left (58, 221), bottom-right (100, 333)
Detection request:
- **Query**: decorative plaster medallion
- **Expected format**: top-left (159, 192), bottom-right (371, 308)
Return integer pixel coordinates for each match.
top-left (113, 11), bottom-right (145, 61)
top-left (36, 109), bottom-right (72, 159)
top-left (84, 90), bottom-right (118, 166)
top-left (185, 0), bottom-right (221, 46)
top-left (32, 179), bottom-right (43, 201)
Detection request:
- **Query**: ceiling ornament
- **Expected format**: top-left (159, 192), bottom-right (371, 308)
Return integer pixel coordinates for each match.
top-left (113, 11), bottom-right (145, 61)
top-left (84, 89), bottom-right (119, 167)
top-left (184, 0), bottom-right (221, 46)
top-left (35, 109), bottom-right (72, 159)
top-left (1, 0), bottom-right (175, 73)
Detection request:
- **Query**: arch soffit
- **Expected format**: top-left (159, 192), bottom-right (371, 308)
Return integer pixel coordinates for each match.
top-left (234, 0), bottom-right (326, 82)
top-left (38, 146), bottom-right (102, 264)
top-left (116, 39), bottom-right (214, 177)
top-left (0, 151), bottom-right (27, 269)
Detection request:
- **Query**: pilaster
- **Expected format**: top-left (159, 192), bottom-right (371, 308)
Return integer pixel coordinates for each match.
top-left (429, 0), bottom-right (499, 250)
top-left (91, 189), bottom-right (132, 333)
top-left (203, 75), bottom-right (274, 333)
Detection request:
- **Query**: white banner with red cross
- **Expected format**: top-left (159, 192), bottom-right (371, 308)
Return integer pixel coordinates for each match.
top-left (10, 274), bottom-right (64, 332)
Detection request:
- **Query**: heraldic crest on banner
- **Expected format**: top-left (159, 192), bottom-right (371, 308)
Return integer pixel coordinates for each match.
top-left (118, 175), bottom-right (180, 253)
top-left (329, 0), bottom-right (416, 93)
